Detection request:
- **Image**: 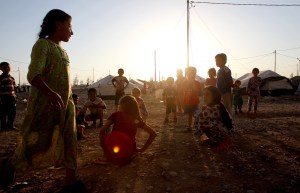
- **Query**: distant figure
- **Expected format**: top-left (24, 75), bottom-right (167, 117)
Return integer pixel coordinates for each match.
top-left (72, 94), bottom-right (86, 140)
top-left (232, 80), bottom-right (243, 114)
top-left (175, 69), bottom-right (186, 114)
top-left (131, 87), bottom-right (149, 122)
top-left (194, 86), bottom-right (233, 152)
top-left (0, 62), bottom-right (17, 131)
top-left (215, 53), bottom-right (233, 115)
top-left (205, 68), bottom-right (217, 87)
top-left (112, 68), bottom-right (129, 111)
top-left (5, 9), bottom-right (83, 191)
top-left (163, 77), bottom-right (177, 124)
top-left (96, 95), bottom-right (157, 165)
top-left (247, 68), bottom-right (261, 117)
top-left (83, 88), bottom-right (106, 127)
top-left (183, 66), bottom-right (202, 131)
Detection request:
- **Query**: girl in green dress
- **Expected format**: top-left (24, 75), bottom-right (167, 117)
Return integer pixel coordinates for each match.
top-left (1, 9), bottom-right (83, 191)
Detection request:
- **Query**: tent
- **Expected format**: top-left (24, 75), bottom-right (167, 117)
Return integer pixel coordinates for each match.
top-left (129, 79), bottom-right (144, 89)
top-left (238, 70), bottom-right (295, 96)
top-left (87, 75), bottom-right (138, 100)
top-left (196, 75), bottom-right (206, 83)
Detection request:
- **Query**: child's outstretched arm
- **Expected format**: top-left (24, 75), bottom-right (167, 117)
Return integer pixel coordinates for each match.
top-left (137, 124), bottom-right (157, 153)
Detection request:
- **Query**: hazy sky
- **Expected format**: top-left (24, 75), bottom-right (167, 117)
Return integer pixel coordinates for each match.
top-left (1, 0), bottom-right (300, 84)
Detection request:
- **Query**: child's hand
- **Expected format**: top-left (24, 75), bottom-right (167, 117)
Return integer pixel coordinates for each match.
top-left (48, 91), bottom-right (64, 110)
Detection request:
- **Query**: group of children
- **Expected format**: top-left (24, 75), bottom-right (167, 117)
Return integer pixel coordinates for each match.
top-left (231, 68), bottom-right (261, 115)
top-left (71, 68), bottom-right (154, 165)
top-left (160, 53), bottom-right (262, 151)
top-left (0, 8), bottom-right (265, 192)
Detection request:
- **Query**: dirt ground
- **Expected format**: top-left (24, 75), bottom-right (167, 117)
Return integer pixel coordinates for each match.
top-left (1, 90), bottom-right (300, 193)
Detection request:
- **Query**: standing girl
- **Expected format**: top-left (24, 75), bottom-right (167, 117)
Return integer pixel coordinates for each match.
top-left (183, 66), bottom-right (202, 131)
top-left (247, 68), bottom-right (261, 116)
top-left (97, 95), bottom-right (157, 165)
top-left (194, 86), bottom-right (234, 152)
top-left (0, 9), bottom-right (83, 191)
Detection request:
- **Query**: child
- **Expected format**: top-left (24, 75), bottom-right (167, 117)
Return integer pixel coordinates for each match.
top-left (163, 77), bottom-right (177, 123)
top-left (0, 62), bottom-right (17, 131)
top-left (183, 66), bottom-right (202, 131)
top-left (112, 68), bottom-right (129, 111)
top-left (131, 87), bottom-right (149, 122)
top-left (3, 9), bottom-right (84, 191)
top-left (215, 53), bottom-right (233, 115)
top-left (97, 95), bottom-right (157, 165)
top-left (83, 88), bottom-right (106, 127)
top-left (247, 68), bottom-right (261, 116)
top-left (175, 69), bottom-right (186, 114)
top-left (194, 86), bottom-right (234, 152)
top-left (232, 80), bottom-right (243, 114)
top-left (205, 68), bottom-right (217, 87)
top-left (72, 94), bottom-right (86, 140)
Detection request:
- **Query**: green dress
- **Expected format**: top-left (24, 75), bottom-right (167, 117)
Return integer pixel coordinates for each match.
top-left (13, 39), bottom-right (77, 171)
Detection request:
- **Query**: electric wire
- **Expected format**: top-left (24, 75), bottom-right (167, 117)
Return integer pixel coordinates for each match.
top-left (191, 2), bottom-right (300, 7)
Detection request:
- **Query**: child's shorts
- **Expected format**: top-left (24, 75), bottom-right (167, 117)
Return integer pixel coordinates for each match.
top-left (166, 103), bottom-right (176, 114)
top-left (184, 105), bottom-right (198, 114)
top-left (115, 92), bottom-right (125, 105)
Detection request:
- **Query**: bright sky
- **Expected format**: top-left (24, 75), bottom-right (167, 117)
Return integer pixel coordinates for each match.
top-left (1, 0), bottom-right (300, 85)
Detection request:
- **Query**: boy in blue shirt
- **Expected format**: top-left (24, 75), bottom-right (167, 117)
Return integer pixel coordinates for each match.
top-left (215, 53), bottom-right (233, 115)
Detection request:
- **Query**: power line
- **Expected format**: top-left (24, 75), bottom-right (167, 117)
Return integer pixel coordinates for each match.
top-left (277, 46), bottom-right (300, 52)
top-left (0, 57), bottom-right (28, 64)
top-left (277, 53), bottom-right (298, 60)
top-left (191, 1), bottom-right (300, 7)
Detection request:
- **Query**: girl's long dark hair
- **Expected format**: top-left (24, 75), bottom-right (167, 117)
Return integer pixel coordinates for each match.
top-left (39, 9), bottom-right (71, 39)
top-left (119, 95), bottom-right (143, 122)
top-left (204, 86), bottom-right (233, 131)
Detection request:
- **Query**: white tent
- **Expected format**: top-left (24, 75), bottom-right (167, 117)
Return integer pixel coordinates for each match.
top-left (87, 75), bottom-right (138, 98)
top-left (129, 79), bottom-right (144, 89)
top-left (196, 75), bottom-right (205, 83)
top-left (238, 70), bottom-right (294, 96)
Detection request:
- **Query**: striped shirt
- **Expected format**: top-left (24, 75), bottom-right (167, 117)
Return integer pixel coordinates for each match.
top-left (0, 73), bottom-right (16, 97)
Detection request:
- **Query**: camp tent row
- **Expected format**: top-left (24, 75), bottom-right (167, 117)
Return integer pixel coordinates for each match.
top-left (88, 70), bottom-right (295, 99)
top-left (237, 70), bottom-right (295, 96)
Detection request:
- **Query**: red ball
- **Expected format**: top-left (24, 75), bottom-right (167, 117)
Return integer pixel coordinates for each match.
top-left (103, 131), bottom-right (135, 165)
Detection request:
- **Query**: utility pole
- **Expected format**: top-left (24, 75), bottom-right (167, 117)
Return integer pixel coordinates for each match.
top-left (93, 67), bottom-right (94, 83)
top-left (187, 0), bottom-right (190, 67)
top-left (274, 50), bottom-right (277, 72)
top-left (18, 67), bottom-right (20, 86)
top-left (154, 50), bottom-right (157, 82)
top-left (297, 58), bottom-right (300, 76)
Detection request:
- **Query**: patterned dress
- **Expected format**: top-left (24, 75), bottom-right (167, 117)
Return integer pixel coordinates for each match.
top-left (247, 76), bottom-right (262, 111)
top-left (193, 104), bottom-right (232, 147)
top-left (13, 39), bottom-right (77, 171)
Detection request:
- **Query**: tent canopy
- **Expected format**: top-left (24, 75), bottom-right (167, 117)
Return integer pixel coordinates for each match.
top-left (88, 75), bottom-right (138, 99)
top-left (129, 79), bottom-right (144, 89)
top-left (237, 70), bottom-right (294, 96)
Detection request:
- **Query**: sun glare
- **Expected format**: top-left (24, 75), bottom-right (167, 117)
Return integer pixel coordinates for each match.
top-left (113, 146), bottom-right (120, 153)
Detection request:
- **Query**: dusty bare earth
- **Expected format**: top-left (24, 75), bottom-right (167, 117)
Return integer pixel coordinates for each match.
top-left (1, 90), bottom-right (300, 193)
